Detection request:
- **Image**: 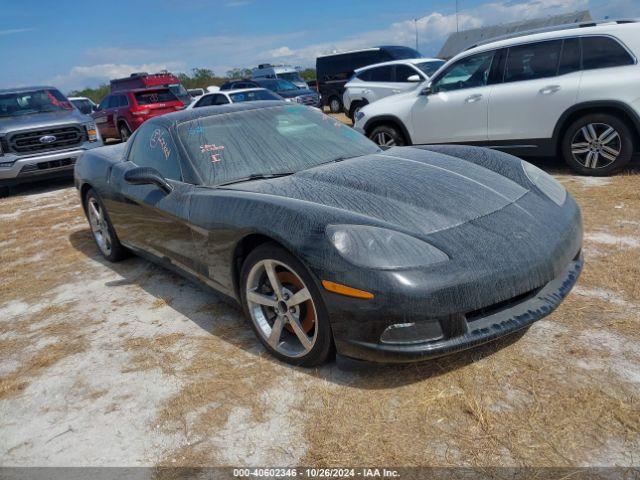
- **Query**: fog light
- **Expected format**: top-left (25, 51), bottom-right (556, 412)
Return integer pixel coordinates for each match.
top-left (380, 321), bottom-right (444, 345)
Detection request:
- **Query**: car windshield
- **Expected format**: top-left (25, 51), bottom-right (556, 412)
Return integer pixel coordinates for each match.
top-left (71, 99), bottom-right (93, 114)
top-left (261, 79), bottom-right (299, 92)
top-left (415, 60), bottom-right (445, 77)
top-left (277, 72), bottom-right (303, 83)
top-left (178, 105), bottom-right (379, 186)
top-left (229, 90), bottom-right (281, 102)
top-left (0, 89), bottom-right (73, 117)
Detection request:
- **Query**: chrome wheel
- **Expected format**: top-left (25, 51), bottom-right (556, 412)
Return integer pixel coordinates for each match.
top-left (246, 259), bottom-right (317, 358)
top-left (120, 126), bottom-right (130, 142)
top-left (87, 197), bottom-right (112, 256)
top-left (329, 98), bottom-right (341, 113)
top-left (571, 123), bottom-right (621, 170)
top-left (374, 131), bottom-right (396, 147)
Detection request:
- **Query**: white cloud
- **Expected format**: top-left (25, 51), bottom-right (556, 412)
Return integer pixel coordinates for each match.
top-left (0, 28), bottom-right (34, 36)
top-left (48, 62), bottom-right (186, 93)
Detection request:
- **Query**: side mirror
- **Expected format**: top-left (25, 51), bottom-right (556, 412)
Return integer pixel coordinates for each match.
top-left (124, 167), bottom-right (173, 194)
top-left (420, 85), bottom-right (433, 96)
top-left (407, 74), bottom-right (421, 83)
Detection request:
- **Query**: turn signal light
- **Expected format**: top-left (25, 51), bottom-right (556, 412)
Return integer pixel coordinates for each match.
top-left (321, 280), bottom-right (374, 299)
top-left (87, 129), bottom-right (98, 142)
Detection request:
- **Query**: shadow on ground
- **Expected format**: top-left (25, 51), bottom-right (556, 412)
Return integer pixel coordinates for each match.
top-left (69, 227), bottom-right (530, 390)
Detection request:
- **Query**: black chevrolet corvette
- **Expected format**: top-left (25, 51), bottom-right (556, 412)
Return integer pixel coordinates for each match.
top-left (75, 101), bottom-right (583, 366)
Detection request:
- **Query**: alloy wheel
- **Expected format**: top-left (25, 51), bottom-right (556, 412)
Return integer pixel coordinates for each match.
top-left (120, 127), bottom-right (130, 142)
top-left (245, 259), bottom-right (317, 358)
top-left (570, 123), bottom-right (621, 170)
top-left (374, 131), bottom-right (396, 147)
top-left (330, 98), bottom-right (341, 113)
top-left (87, 197), bottom-right (112, 256)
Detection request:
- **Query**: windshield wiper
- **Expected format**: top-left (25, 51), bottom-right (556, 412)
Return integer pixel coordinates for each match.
top-left (215, 172), bottom-right (294, 187)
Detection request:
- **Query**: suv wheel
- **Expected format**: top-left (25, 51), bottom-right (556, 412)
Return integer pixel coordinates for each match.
top-left (369, 124), bottom-right (405, 148)
top-left (119, 123), bottom-right (132, 142)
top-left (562, 114), bottom-right (634, 176)
top-left (328, 97), bottom-right (342, 114)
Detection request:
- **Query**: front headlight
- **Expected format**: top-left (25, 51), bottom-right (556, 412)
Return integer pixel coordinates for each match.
top-left (521, 160), bottom-right (566, 206)
top-left (84, 122), bottom-right (99, 142)
top-left (326, 224), bottom-right (449, 270)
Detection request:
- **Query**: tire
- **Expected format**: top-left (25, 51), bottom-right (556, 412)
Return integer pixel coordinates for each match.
top-left (0, 185), bottom-right (11, 197)
top-left (240, 242), bottom-right (334, 367)
top-left (369, 124), bottom-right (405, 147)
top-left (561, 113), bottom-right (634, 176)
top-left (349, 101), bottom-right (367, 123)
top-left (118, 123), bottom-right (132, 142)
top-left (84, 188), bottom-right (128, 262)
top-left (328, 96), bottom-right (342, 114)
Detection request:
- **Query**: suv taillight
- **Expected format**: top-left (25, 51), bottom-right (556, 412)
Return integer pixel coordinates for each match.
top-left (132, 108), bottom-right (150, 116)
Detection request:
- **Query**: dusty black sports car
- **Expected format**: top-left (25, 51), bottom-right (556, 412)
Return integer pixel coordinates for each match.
top-left (75, 101), bottom-right (583, 366)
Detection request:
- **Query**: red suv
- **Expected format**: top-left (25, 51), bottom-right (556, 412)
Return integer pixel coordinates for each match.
top-left (92, 88), bottom-right (183, 141)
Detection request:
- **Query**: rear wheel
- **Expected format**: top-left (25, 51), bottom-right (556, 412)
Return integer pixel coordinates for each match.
top-left (118, 123), bottom-right (132, 142)
top-left (240, 243), bottom-right (333, 366)
top-left (369, 124), bottom-right (405, 147)
top-left (328, 96), bottom-right (343, 114)
top-left (562, 113), bottom-right (633, 176)
top-left (84, 189), bottom-right (127, 262)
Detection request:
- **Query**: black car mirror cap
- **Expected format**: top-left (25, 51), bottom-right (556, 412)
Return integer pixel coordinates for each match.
top-left (124, 167), bottom-right (173, 194)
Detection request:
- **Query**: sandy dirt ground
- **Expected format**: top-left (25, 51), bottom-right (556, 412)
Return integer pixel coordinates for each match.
top-left (1, 156), bottom-right (639, 469)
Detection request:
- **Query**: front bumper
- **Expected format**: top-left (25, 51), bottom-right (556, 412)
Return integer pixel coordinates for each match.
top-left (333, 251), bottom-right (583, 363)
top-left (0, 145), bottom-right (100, 185)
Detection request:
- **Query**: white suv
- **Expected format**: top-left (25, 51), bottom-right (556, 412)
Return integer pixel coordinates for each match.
top-left (354, 20), bottom-right (640, 175)
top-left (343, 58), bottom-right (444, 121)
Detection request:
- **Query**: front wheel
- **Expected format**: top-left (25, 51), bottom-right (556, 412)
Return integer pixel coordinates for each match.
top-left (368, 124), bottom-right (405, 147)
top-left (84, 189), bottom-right (128, 262)
top-left (562, 114), bottom-right (634, 176)
top-left (240, 243), bottom-right (334, 366)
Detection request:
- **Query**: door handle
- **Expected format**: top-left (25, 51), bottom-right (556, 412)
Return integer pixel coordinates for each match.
top-left (539, 85), bottom-right (561, 95)
top-left (392, 89), bottom-right (402, 94)
top-left (465, 94), bottom-right (483, 103)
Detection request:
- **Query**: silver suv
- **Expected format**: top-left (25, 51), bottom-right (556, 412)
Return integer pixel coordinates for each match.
top-left (0, 86), bottom-right (103, 194)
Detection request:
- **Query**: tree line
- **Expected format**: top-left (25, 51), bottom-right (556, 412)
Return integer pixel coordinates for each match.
top-left (69, 67), bottom-right (317, 103)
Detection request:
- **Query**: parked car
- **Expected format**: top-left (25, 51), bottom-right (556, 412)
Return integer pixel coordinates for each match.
top-left (0, 86), bottom-right (102, 194)
top-left (75, 102), bottom-right (582, 366)
top-left (220, 79), bottom-right (320, 107)
top-left (316, 45), bottom-right (422, 113)
top-left (355, 20), bottom-right (640, 176)
top-left (343, 58), bottom-right (445, 121)
top-left (187, 88), bottom-right (282, 109)
top-left (252, 64), bottom-right (308, 89)
top-left (187, 88), bottom-right (206, 98)
top-left (110, 72), bottom-right (192, 106)
top-left (69, 96), bottom-right (98, 115)
top-left (92, 88), bottom-right (184, 141)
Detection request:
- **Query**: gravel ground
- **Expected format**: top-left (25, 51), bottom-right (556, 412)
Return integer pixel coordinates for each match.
top-left (1, 154), bottom-right (639, 468)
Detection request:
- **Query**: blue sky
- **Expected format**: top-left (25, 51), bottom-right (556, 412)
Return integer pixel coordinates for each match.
top-left (1, 0), bottom-right (638, 92)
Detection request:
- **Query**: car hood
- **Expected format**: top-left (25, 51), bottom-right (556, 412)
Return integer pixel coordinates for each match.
top-left (277, 88), bottom-right (317, 99)
top-left (0, 109), bottom-right (91, 133)
top-left (224, 147), bottom-right (529, 236)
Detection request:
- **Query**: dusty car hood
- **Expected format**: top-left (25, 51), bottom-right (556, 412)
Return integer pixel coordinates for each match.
top-left (225, 147), bottom-right (529, 236)
top-left (0, 109), bottom-right (91, 134)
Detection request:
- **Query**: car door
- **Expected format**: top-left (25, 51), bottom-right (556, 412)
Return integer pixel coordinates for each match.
top-left (113, 94), bottom-right (130, 131)
top-left (488, 38), bottom-right (581, 145)
top-left (361, 65), bottom-right (396, 103)
top-left (93, 95), bottom-right (114, 138)
top-left (410, 50), bottom-right (496, 144)
top-left (107, 123), bottom-right (198, 270)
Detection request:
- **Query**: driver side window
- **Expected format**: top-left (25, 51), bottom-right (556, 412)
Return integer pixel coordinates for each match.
top-left (127, 124), bottom-right (182, 181)
top-left (432, 51), bottom-right (495, 93)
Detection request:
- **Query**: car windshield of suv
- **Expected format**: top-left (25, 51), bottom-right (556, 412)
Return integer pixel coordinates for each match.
top-left (0, 89), bottom-right (73, 117)
top-left (415, 60), bottom-right (445, 77)
top-left (229, 90), bottom-right (282, 102)
top-left (178, 105), bottom-right (379, 186)
top-left (134, 89), bottom-right (179, 105)
top-left (277, 72), bottom-right (303, 83)
top-left (260, 79), bottom-right (299, 92)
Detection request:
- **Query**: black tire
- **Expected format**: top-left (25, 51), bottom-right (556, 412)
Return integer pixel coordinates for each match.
top-left (240, 242), bottom-right (334, 367)
top-left (84, 188), bottom-right (128, 262)
top-left (0, 185), bottom-right (11, 197)
top-left (328, 96), bottom-right (343, 114)
top-left (118, 123), bottom-right (132, 142)
top-left (348, 101), bottom-right (367, 123)
top-left (561, 113), bottom-right (634, 176)
top-left (369, 124), bottom-right (405, 148)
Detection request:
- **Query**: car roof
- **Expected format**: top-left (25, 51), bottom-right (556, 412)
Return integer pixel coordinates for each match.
top-left (354, 57), bottom-right (443, 73)
top-left (68, 96), bottom-right (90, 101)
top-left (456, 21), bottom-right (639, 60)
top-left (205, 88), bottom-right (269, 96)
top-left (152, 100), bottom-right (289, 127)
top-left (0, 86), bottom-right (59, 94)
